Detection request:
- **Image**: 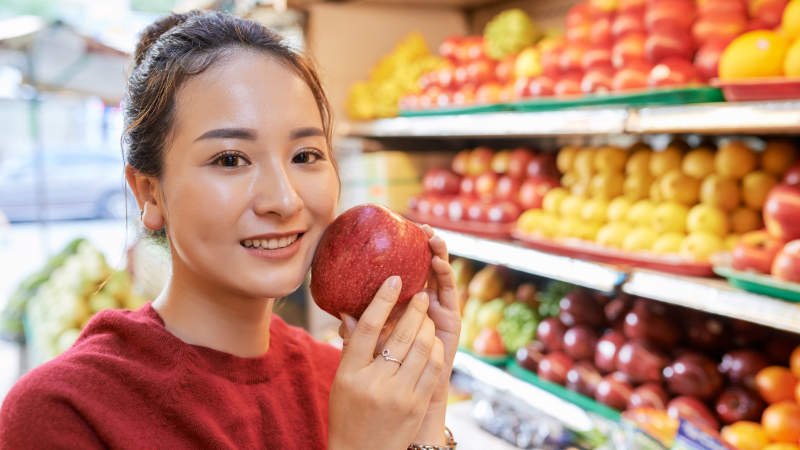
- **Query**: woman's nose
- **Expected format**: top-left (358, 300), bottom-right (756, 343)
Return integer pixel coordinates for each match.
top-left (252, 163), bottom-right (303, 218)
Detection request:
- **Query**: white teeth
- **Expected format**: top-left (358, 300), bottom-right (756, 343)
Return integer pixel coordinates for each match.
top-left (243, 234), bottom-right (299, 250)
top-left (244, 240), bottom-right (252, 247)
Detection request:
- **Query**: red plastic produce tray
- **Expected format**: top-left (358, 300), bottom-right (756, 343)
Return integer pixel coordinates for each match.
top-left (511, 231), bottom-right (715, 277)
top-left (405, 211), bottom-right (513, 240)
top-left (712, 78), bottom-right (800, 101)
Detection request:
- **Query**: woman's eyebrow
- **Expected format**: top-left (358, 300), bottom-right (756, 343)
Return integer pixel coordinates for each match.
top-left (194, 127), bottom-right (258, 142)
top-left (290, 127), bottom-right (324, 140)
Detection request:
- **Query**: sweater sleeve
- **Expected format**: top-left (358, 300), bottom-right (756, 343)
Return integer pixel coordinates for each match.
top-left (0, 372), bottom-right (105, 450)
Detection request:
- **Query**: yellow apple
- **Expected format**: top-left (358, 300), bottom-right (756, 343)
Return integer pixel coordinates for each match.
top-left (557, 146), bottom-right (579, 174)
top-left (729, 207), bottom-right (762, 234)
top-left (660, 170), bottom-right (700, 206)
top-left (594, 146), bottom-right (627, 173)
top-left (761, 139), bottom-right (797, 176)
top-left (700, 174), bottom-right (740, 212)
top-left (561, 217), bottom-right (584, 238)
top-left (607, 197), bottom-right (632, 222)
top-left (596, 222), bottom-right (631, 248)
top-left (724, 234), bottom-right (740, 251)
top-left (561, 171), bottom-right (578, 188)
top-left (574, 148), bottom-right (595, 179)
top-left (680, 231), bottom-right (725, 262)
top-left (741, 170), bottom-right (777, 210)
top-left (591, 172), bottom-right (625, 200)
top-left (650, 180), bottom-right (663, 202)
top-left (571, 179), bottom-right (592, 198)
top-left (514, 47), bottom-right (542, 78)
top-left (559, 195), bottom-right (585, 218)
top-left (623, 227), bottom-right (659, 252)
top-left (581, 198), bottom-right (609, 224)
top-left (543, 187), bottom-right (569, 214)
top-left (715, 140), bottom-right (756, 179)
top-left (653, 202), bottom-right (689, 234)
top-left (626, 148), bottom-right (652, 175)
top-left (627, 200), bottom-right (656, 227)
top-left (687, 204), bottom-right (729, 236)
top-left (650, 147), bottom-right (684, 177)
top-left (652, 232), bottom-right (685, 254)
top-left (624, 173), bottom-right (653, 201)
top-left (577, 222), bottom-right (602, 241)
top-left (517, 209), bottom-right (546, 234)
top-left (682, 147), bottom-right (716, 179)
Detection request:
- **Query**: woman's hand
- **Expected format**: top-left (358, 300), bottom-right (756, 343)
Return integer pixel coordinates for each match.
top-left (329, 276), bottom-right (445, 450)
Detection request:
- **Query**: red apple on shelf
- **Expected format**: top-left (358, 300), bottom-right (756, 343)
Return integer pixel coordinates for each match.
top-left (438, 36), bottom-right (461, 61)
top-left (541, 45), bottom-right (565, 77)
top-left (508, 148), bottom-right (535, 179)
top-left (475, 82), bottom-right (502, 105)
top-left (616, 340), bottom-right (670, 383)
top-left (435, 66), bottom-right (456, 90)
top-left (466, 59), bottom-right (495, 85)
top-left (560, 44), bottom-right (589, 73)
top-left (537, 317), bottom-right (568, 352)
top-left (567, 24), bottom-right (592, 44)
top-left (595, 330), bottom-right (626, 373)
top-left (460, 176), bottom-right (477, 197)
top-left (663, 352), bottom-right (724, 400)
top-left (468, 147), bottom-right (494, 176)
top-left (684, 314), bottom-right (728, 353)
top-left (589, 0), bottom-right (619, 15)
top-left (491, 150), bottom-right (511, 174)
top-left (495, 176), bottom-right (522, 202)
top-left (423, 169), bottom-right (461, 196)
top-left (416, 196), bottom-right (434, 216)
top-left (466, 201), bottom-right (489, 222)
top-left (691, 13), bottom-right (747, 45)
top-left (516, 340), bottom-right (547, 372)
top-left (559, 289), bottom-right (606, 328)
top-left (407, 195), bottom-right (419, 212)
top-left (629, 383), bottom-right (669, 410)
top-left (537, 351), bottom-right (573, 385)
top-left (495, 55), bottom-right (515, 84)
top-left (431, 197), bottom-right (448, 218)
top-left (746, 17), bottom-right (773, 31)
top-left (554, 72), bottom-right (584, 97)
top-left (623, 300), bottom-right (680, 349)
top-left (667, 396), bottom-right (720, 431)
top-left (582, 45), bottom-right (613, 71)
top-left (563, 325), bottom-right (599, 361)
top-left (453, 65), bottom-right (469, 87)
top-left (604, 295), bottom-right (633, 328)
top-left (749, 0), bottom-right (788, 28)
top-left (612, 33), bottom-right (647, 68)
top-left (766, 333), bottom-right (800, 364)
top-left (764, 184), bottom-right (800, 241)
top-left (513, 76), bottom-right (532, 100)
top-left (618, 0), bottom-right (645, 12)
top-left (566, 361), bottom-right (604, 397)
top-left (475, 172), bottom-right (499, 201)
top-left (783, 162), bottom-right (800, 186)
top-left (452, 84), bottom-right (477, 107)
top-left (612, 61), bottom-right (652, 91)
top-left (311, 204), bottom-right (432, 319)
top-left (648, 58), bottom-right (699, 87)
top-left (528, 75), bottom-right (557, 97)
top-left (518, 177), bottom-right (559, 210)
top-left (730, 319), bottom-right (772, 347)
top-left (698, 0), bottom-right (747, 16)
top-left (526, 153), bottom-right (559, 179)
top-left (452, 150), bottom-right (470, 175)
top-left (645, 0), bottom-right (697, 30)
top-left (732, 230), bottom-right (784, 274)
top-left (595, 373), bottom-right (634, 410)
top-left (612, 11), bottom-right (646, 37)
top-left (715, 386), bottom-right (766, 425)
top-left (773, 240), bottom-right (800, 283)
top-left (447, 197), bottom-right (472, 222)
top-left (567, 2), bottom-right (593, 28)
top-left (694, 38), bottom-right (731, 81)
top-left (645, 31), bottom-right (695, 64)
top-left (473, 328), bottom-right (507, 357)
top-left (487, 201), bottom-right (521, 223)
top-left (590, 16), bottom-right (614, 45)
top-left (581, 67), bottom-right (614, 93)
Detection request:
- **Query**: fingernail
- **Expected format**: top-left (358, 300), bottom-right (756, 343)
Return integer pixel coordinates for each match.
top-left (388, 275), bottom-right (401, 289)
top-left (340, 314), bottom-right (357, 333)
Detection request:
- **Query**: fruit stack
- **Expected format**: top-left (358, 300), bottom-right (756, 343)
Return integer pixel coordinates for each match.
top-left (514, 286), bottom-right (800, 438)
top-left (409, 146), bottom-right (560, 228)
top-left (515, 139), bottom-right (798, 263)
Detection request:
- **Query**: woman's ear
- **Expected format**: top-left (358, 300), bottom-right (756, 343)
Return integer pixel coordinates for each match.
top-left (125, 164), bottom-right (165, 231)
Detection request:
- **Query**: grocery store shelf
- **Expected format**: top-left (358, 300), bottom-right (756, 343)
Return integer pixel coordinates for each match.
top-left (623, 270), bottom-right (800, 334)
top-left (453, 351), bottom-right (595, 432)
top-left (341, 108), bottom-right (628, 138)
top-left (435, 228), bottom-right (626, 293)
top-left (627, 100), bottom-right (800, 135)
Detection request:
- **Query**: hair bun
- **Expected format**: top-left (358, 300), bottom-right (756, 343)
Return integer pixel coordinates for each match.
top-left (134, 12), bottom-right (194, 67)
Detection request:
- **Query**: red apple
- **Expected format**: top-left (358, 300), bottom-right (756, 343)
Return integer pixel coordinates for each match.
top-left (311, 204), bottom-right (432, 319)
top-left (618, 0), bottom-right (645, 11)
top-left (715, 386), bottom-right (766, 425)
top-left (698, 0), bottom-right (747, 16)
top-left (764, 184), bottom-right (800, 241)
top-left (613, 11), bottom-right (646, 37)
top-left (460, 176), bottom-right (477, 198)
top-left (750, 0), bottom-right (788, 29)
top-left (454, 65), bottom-right (470, 87)
top-left (616, 340), bottom-right (670, 383)
top-left (747, 17), bottom-right (773, 31)
top-left (528, 75), bottom-right (557, 97)
top-left (517, 177), bottom-right (559, 210)
top-left (452, 150), bottom-right (470, 175)
top-left (694, 38), bottom-right (731, 81)
top-left (541, 44), bottom-right (565, 77)
top-left (475, 82), bottom-right (502, 104)
top-left (623, 299), bottom-right (680, 349)
top-left (595, 374), bottom-right (634, 410)
top-left (431, 197), bottom-right (448, 218)
top-left (684, 313), bottom-right (728, 353)
top-left (567, 2), bottom-right (593, 28)
top-left (487, 201), bottom-right (521, 223)
top-left (663, 352), bottom-right (724, 400)
top-left (468, 146), bottom-right (494, 176)
top-left (612, 33), bottom-right (647, 68)
top-left (581, 67), bottom-right (614, 93)
top-left (495, 55), bottom-right (515, 84)
top-left (560, 44), bottom-right (589, 73)
top-left (495, 176), bottom-right (522, 202)
top-left (537, 351), bottom-right (573, 385)
top-left (462, 36), bottom-right (486, 61)
top-left (582, 45), bottom-right (613, 71)
top-left (612, 61), bottom-right (652, 91)
top-left (667, 396), bottom-right (720, 431)
top-left (645, 0), bottom-right (697, 30)
top-left (416, 196), bottom-right (434, 216)
top-left (559, 289), bottom-right (606, 328)
top-left (467, 59), bottom-right (495, 85)
top-left (563, 325), bottom-right (599, 361)
top-left (537, 317), bottom-right (568, 352)
top-left (629, 383), bottom-right (669, 410)
top-left (595, 330), bottom-right (626, 373)
top-left (567, 24), bottom-right (592, 45)
top-left (719, 349), bottom-right (769, 388)
top-left (773, 240), bottom-right (800, 283)
top-left (435, 66), bottom-right (456, 90)
top-left (691, 13), bottom-right (747, 45)
top-left (475, 172), bottom-right (499, 201)
top-left (423, 169), bottom-right (461, 196)
top-left (513, 76), bottom-right (533, 100)
top-left (566, 361), bottom-right (604, 397)
top-left (604, 295), bottom-right (633, 328)
top-left (466, 201), bottom-right (489, 222)
top-left (526, 153), bottom-right (559, 179)
top-left (648, 57), bottom-right (699, 87)
top-left (473, 328), bottom-right (507, 357)
top-left (516, 340), bottom-right (547, 372)
top-left (554, 72), bottom-right (584, 97)
top-left (439, 36), bottom-right (461, 61)
top-left (452, 83), bottom-right (477, 106)
top-left (508, 148), bottom-right (535, 179)
top-left (447, 197), bottom-right (472, 222)
top-left (783, 162), bottom-right (800, 185)
top-left (732, 230), bottom-right (784, 274)
top-left (590, 16), bottom-right (614, 45)
top-left (645, 30), bottom-right (695, 64)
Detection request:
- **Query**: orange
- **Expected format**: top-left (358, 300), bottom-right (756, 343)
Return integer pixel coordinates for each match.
top-left (782, 0), bottom-right (800, 41)
top-left (762, 401), bottom-right (800, 443)
top-left (756, 366), bottom-right (798, 404)
top-left (785, 38), bottom-right (800, 77)
top-left (719, 31), bottom-right (789, 80)
top-left (720, 421), bottom-right (769, 450)
top-left (792, 345), bottom-right (800, 378)
top-left (762, 139), bottom-right (798, 177)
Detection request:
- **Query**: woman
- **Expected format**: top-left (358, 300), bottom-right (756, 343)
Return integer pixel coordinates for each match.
top-left (0, 11), bottom-right (460, 449)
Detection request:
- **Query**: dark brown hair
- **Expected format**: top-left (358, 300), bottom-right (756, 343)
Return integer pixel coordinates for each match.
top-left (123, 11), bottom-right (332, 177)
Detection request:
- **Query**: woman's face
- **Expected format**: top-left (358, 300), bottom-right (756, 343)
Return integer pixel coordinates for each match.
top-left (155, 50), bottom-right (339, 300)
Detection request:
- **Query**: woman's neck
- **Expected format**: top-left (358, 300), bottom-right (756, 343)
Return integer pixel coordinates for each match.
top-left (152, 263), bottom-right (275, 358)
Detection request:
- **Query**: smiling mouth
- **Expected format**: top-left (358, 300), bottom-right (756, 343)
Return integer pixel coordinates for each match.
top-left (241, 233), bottom-right (304, 250)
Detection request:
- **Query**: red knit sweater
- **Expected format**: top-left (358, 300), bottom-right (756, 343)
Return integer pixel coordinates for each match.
top-left (0, 303), bottom-right (341, 449)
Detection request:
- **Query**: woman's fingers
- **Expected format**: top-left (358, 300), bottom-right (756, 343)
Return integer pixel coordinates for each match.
top-left (414, 337), bottom-right (445, 398)
top-left (395, 317), bottom-right (436, 383)
top-left (374, 292), bottom-right (429, 372)
top-left (340, 276), bottom-right (402, 369)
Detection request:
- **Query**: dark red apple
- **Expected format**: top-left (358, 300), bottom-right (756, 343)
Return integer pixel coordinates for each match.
top-left (537, 317), bottom-right (568, 352)
top-left (715, 386), bottom-right (766, 424)
top-left (629, 383), bottom-right (669, 410)
top-left (508, 148), bottom-right (535, 179)
top-left (732, 230), bottom-right (784, 274)
top-left (528, 76), bottom-right (556, 97)
top-left (487, 201), bottom-right (521, 223)
top-left (566, 361), bottom-right (603, 397)
top-left (537, 351), bottom-right (573, 385)
top-left (685, 314), bottom-right (728, 353)
top-left (595, 330), bottom-right (626, 373)
top-left (694, 38), bottom-right (731, 81)
top-left (517, 177), bottom-right (559, 210)
top-left (604, 295), bottom-right (633, 328)
top-left (667, 396), bottom-right (720, 431)
top-left (766, 333), bottom-right (800, 364)
top-left (783, 162), bottom-right (800, 185)
top-left (731, 319), bottom-right (772, 347)
top-left (616, 340), bottom-right (670, 384)
top-left (581, 67), bottom-right (614, 93)
top-left (559, 289), bottom-right (606, 329)
top-left (526, 153), bottom-right (559, 179)
top-left (623, 299), bottom-right (680, 349)
top-left (645, 30), bottom-right (695, 64)
top-left (423, 169), bottom-right (461, 196)
top-left (663, 352), bottom-right (724, 400)
top-left (495, 176), bottom-right (522, 203)
top-left (595, 374), bottom-right (634, 410)
top-left (773, 239), bottom-right (800, 283)
top-left (563, 325), bottom-right (599, 361)
top-left (311, 204), bottom-right (432, 318)
top-left (764, 184), bottom-right (800, 241)
top-left (516, 340), bottom-right (546, 372)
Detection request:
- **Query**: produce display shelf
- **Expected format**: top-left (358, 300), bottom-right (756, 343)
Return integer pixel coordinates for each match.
top-left (623, 269), bottom-right (800, 334)
top-left (453, 351), bottom-right (596, 433)
top-left (435, 228), bottom-right (626, 293)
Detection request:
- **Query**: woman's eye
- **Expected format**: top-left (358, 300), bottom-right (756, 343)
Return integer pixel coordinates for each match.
top-left (292, 150), bottom-right (324, 164)
top-left (213, 152), bottom-right (249, 167)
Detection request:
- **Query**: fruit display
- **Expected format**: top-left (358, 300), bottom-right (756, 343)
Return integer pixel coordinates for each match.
top-left (310, 203), bottom-right (431, 319)
top-left (408, 146), bottom-right (560, 232)
top-left (346, 33), bottom-right (443, 120)
top-left (23, 240), bottom-right (145, 365)
top-left (515, 138), bottom-right (798, 266)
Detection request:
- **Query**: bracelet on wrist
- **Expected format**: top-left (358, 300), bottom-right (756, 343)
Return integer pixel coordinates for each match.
top-left (407, 426), bottom-right (457, 450)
